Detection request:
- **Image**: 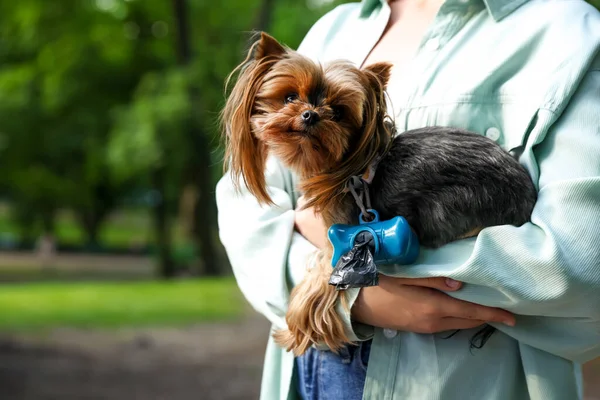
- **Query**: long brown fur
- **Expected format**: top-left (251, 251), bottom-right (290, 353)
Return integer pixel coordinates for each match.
top-left (272, 248), bottom-right (351, 354)
top-left (221, 32), bottom-right (395, 355)
top-left (221, 33), bottom-right (288, 205)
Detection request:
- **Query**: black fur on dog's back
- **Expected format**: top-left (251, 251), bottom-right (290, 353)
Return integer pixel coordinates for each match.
top-left (355, 126), bottom-right (538, 349)
top-left (369, 127), bottom-right (537, 248)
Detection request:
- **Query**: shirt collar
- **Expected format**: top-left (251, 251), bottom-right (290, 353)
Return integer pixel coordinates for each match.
top-left (360, 0), bottom-right (529, 22)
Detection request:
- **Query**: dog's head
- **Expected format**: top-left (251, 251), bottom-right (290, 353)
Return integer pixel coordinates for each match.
top-left (222, 32), bottom-right (393, 206)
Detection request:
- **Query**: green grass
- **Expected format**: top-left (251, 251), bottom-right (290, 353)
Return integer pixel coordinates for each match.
top-left (0, 266), bottom-right (154, 282)
top-left (0, 278), bottom-right (246, 332)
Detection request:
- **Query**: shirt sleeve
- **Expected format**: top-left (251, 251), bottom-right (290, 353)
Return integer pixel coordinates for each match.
top-left (367, 65), bottom-right (600, 363)
top-left (216, 156), bottom-right (302, 329)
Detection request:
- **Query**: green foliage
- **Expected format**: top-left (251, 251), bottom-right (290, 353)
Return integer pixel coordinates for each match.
top-left (0, 0), bottom-right (142, 241)
top-left (0, 278), bottom-right (244, 331)
top-left (108, 69), bottom-right (190, 181)
top-left (0, 0), bottom-right (344, 254)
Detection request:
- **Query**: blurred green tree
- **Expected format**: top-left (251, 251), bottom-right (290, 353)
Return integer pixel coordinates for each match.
top-left (0, 0), bottom-right (341, 276)
top-left (0, 0), bottom-right (149, 246)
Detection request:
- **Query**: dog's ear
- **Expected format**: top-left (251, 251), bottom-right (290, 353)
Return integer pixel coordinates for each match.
top-left (362, 62), bottom-right (393, 90)
top-left (221, 67), bottom-right (272, 204)
top-left (253, 32), bottom-right (286, 60)
top-left (221, 34), bottom-right (282, 205)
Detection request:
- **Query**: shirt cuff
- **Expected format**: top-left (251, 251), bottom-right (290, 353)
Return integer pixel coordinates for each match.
top-left (338, 287), bottom-right (375, 342)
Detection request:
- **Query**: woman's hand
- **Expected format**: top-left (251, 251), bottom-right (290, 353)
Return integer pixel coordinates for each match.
top-left (294, 196), bottom-right (516, 332)
top-left (294, 196), bottom-right (329, 249)
top-left (352, 275), bottom-right (516, 332)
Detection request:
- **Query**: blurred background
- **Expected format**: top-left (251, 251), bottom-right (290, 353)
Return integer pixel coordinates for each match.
top-left (0, 0), bottom-right (598, 399)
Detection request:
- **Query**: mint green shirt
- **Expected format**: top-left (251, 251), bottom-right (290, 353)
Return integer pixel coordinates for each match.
top-left (216, 0), bottom-right (600, 399)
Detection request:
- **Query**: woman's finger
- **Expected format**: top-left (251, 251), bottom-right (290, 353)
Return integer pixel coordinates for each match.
top-left (436, 318), bottom-right (487, 332)
top-left (443, 299), bottom-right (516, 326)
top-left (386, 275), bottom-right (463, 292)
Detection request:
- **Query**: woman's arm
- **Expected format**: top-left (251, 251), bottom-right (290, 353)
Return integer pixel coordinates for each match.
top-left (216, 157), bottom-right (300, 330)
top-left (217, 155), bottom-right (515, 333)
top-left (375, 64), bottom-right (600, 363)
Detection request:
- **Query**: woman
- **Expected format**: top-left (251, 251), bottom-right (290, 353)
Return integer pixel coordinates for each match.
top-left (216, 0), bottom-right (600, 399)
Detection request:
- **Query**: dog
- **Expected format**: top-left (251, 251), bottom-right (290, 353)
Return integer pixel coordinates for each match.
top-left (221, 32), bottom-right (537, 355)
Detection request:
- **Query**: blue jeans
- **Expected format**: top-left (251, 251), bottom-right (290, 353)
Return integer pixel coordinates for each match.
top-left (295, 340), bottom-right (372, 400)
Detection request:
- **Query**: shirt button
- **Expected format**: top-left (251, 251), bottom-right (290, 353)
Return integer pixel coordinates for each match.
top-left (485, 127), bottom-right (501, 141)
top-left (383, 328), bottom-right (398, 339)
top-left (458, 0), bottom-right (469, 3)
top-left (424, 38), bottom-right (440, 52)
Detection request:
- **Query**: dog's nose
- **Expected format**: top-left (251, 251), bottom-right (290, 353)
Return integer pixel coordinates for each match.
top-left (301, 110), bottom-right (319, 126)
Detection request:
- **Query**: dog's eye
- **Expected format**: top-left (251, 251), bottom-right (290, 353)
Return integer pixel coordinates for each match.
top-left (284, 93), bottom-right (298, 104)
top-left (331, 106), bottom-right (343, 121)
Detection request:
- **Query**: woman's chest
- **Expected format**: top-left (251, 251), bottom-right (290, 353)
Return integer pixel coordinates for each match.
top-left (315, 9), bottom-right (555, 156)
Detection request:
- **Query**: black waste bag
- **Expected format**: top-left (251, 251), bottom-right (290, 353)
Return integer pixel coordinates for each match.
top-left (328, 231), bottom-right (379, 291)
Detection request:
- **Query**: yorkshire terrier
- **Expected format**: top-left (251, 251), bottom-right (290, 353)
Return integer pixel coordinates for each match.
top-left (221, 32), bottom-right (537, 355)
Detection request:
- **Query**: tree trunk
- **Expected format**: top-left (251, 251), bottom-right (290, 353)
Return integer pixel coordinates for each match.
top-left (172, 0), bottom-right (226, 276)
top-left (83, 216), bottom-right (100, 248)
top-left (76, 180), bottom-right (116, 249)
top-left (254, 0), bottom-right (275, 32)
top-left (79, 210), bottom-right (103, 248)
top-left (190, 128), bottom-right (223, 276)
top-left (41, 209), bottom-right (55, 235)
top-left (151, 167), bottom-right (176, 278)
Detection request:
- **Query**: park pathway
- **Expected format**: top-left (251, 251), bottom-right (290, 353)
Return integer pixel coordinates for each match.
top-left (0, 313), bottom-right (598, 399)
top-left (0, 315), bottom-right (269, 400)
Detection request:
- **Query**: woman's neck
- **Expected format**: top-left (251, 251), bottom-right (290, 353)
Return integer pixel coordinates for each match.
top-left (362, 0), bottom-right (444, 72)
